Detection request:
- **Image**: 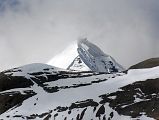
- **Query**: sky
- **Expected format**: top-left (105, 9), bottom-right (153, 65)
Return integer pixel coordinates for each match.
top-left (0, 0), bottom-right (159, 71)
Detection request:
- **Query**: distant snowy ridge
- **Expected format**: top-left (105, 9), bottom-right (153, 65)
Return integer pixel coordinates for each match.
top-left (4, 63), bottom-right (63, 78)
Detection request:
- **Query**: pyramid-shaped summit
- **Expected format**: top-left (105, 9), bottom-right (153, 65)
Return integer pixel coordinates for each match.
top-left (67, 38), bottom-right (124, 73)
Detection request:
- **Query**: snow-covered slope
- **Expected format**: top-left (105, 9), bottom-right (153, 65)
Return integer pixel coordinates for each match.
top-left (0, 62), bottom-right (159, 120)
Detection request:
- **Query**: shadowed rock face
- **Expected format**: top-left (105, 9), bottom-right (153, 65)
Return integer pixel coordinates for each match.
top-left (129, 58), bottom-right (159, 69)
top-left (0, 72), bottom-right (36, 114)
top-left (0, 72), bottom-right (34, 92)
top-left (0, 91), bottom-right (36, 114)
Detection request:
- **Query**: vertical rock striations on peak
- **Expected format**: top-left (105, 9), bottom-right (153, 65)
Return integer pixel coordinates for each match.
top-left (72, 38), bottom-right (125, 73)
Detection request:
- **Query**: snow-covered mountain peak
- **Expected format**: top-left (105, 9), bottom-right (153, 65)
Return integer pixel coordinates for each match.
top-left (48, 38), bottom-right (124, 73)
top-left (78, 38), bottom-right (107, 57)
top-left (77, 38), bottom-right (124, 73)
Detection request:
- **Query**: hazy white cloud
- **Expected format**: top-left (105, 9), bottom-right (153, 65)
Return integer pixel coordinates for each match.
top-left (0, 0), bottom-right (159, 71)
top-left (48, 42), bottom-right (78, 69)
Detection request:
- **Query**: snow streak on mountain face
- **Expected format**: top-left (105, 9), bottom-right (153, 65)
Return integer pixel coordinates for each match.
top-left (77, 39), bottom-right (124, 73)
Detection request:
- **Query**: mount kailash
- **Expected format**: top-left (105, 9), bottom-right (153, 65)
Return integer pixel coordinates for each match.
top-left (0, 39), bottom-right (159, 120)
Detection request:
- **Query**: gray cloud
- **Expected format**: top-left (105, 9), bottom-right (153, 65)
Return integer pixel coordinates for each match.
top-left (0, 0), bottom-right (159, 71)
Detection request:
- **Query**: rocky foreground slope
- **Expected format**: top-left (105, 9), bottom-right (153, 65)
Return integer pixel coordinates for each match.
top-left (129, 58), bottom-right (159, 69)
top-left (0, 60), bottom-right (159, 119)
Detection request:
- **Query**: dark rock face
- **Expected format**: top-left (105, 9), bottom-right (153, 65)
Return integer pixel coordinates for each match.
top-left (95, 105), bottom-right (105, 118)
top-left (69, 99), bottom-right (99, 110)
top-left (0, 72), bottom-right (36, 114)
top-left (0, 72), bottom-right (34, 92)
top-left (129, 58), bottom-right (159, 69)
top-left (0, 90), bottom-right (36, 114)
top-left (99, 78), bottom-right (159, 119)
